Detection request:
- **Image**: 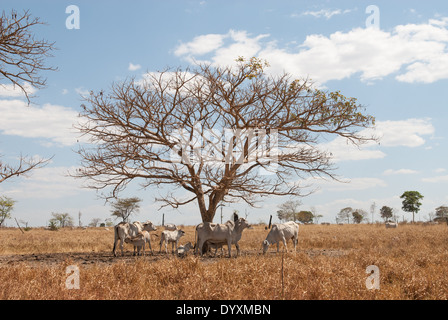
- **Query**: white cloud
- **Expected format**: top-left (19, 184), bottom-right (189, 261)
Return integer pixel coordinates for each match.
top-left (75, 87), bottom-right (90, 96)
top-left (174, 30), bottom-right (269, 65)
top-left (319, 118), bottom-right (433, 162)
top-left (0, 99), bottom-right (81, 146)
top-left (435, 168), bottom-right (446, 173)
top-left (128, 62), bottom-right (142, 71)
top-left (299, 9), bottom-right (350, 19)
top-left (383, 169), bottom-right (419, 175)
top-left (319, 136), bottom-right (385, 162)
top-left (0, 166), bottom-right (86, 200)
top-left (175, 33), bottom-right (226, 57)
top-left (62, 89), bottom-right (69, 95)
top-left (309, 176), bottom-right (387, 192)
top-left (174, 17), bottom-right (448, 84)
top-left (0, 82), bottom-right (37, 98)
top-left (422, 175), bottom-right (448, 183)
top-left (372, 118), bottom-right (434, 147)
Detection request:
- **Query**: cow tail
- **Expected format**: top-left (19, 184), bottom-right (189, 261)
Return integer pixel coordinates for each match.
top-left (194, 225), bottom-right (198, 254)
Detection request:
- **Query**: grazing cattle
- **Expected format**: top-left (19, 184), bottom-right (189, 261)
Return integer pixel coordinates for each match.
top-left (159, 229), bottom-right (185, 253)
top-left (176, 242), bottom-right (193, 258)
top-left (262, 221), bottom-right (299, 254)
top-left (385, 221), bottom-right (398, 228)
top-left (195, 215), bottom-right (251, 257)
top-left (113, 220), bottom-right (157, 257)
top-left (124, 230), bottom-right (153, 256)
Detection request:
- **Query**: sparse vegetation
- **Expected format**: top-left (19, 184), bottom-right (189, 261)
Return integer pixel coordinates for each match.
top-left (0, 223), bottom-right (447, 299)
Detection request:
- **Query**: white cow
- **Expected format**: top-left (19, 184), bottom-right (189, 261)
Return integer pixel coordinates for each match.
top-left (385, 221), bottom-right (398, 228)
top-left (113, 220), bottom-right (157, 257)
top-left (262, 221), bottom-right (299, 254)
top-left (176, 242), bottom-right (193, 258)
top-left (124, 230), bottom-right (153, 256)
top-left (159, 229), bottom-right (185, 253)
top-left (164, 223), bottom-right (177, 231)
top-left (195, 216), bottom-right (251, 257)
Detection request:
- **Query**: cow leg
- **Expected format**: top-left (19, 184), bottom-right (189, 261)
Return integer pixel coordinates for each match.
top-left (120, 239), bottom-right (125, 256)
top-left (213, 245), bottom-right (218, 257)
top-left (227, 239), bottom-right (232, 258)
top-left (282, 238), bottom-right (288, 253)
top-left (147, 240), bottom-right (153, 255)
top-left (159, 238), bottom-right (163, 253)
top-left (276, 242), bottom-right (280, 252)
top-left (235, 243), bottom-right (240, 257)
top-left (197, 239), bottom-right (205, 257)
top-left (113, 239), bottom-right (119, 257)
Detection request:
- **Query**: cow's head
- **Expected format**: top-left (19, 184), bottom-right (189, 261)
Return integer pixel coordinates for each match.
top-left (237, 218), bottom-right (251, 230)
top-left (262, 240), bottom-right (270, 254)
top-left (143, 220), bottom-right (157, 232)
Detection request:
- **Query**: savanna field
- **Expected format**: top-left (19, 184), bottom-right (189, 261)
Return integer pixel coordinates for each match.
top-left (0, 223), bottom-right (447, 300)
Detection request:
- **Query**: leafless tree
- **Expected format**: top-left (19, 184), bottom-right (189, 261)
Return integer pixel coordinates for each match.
top-left (74, 58), bottom-right (376, 223)
top-left (0, 9), bottom-right (56, 103)
top-left (0, 10), bottom-right (55, 184)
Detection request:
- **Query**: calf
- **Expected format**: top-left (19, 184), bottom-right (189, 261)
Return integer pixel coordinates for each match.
top-left (262, 221), bottom-right (299, 254)
top-left (159, 229), bottom-right (185, 253)
top-left (176, 242), bottom-right (193, 258)
top-left (124, 230), bottom-right (153, 256)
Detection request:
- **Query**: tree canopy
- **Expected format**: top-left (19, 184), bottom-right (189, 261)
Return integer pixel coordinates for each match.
top-left (400, 191), bottom-right (424, 223)
top-left (74, 57), bottom-right (376, 223)
top-left (110, 197), bottom-right (142, 222)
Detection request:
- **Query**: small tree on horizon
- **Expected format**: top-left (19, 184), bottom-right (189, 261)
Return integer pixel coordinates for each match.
top-left (110, 197), bottom-right (142, 222)
top-left (380, 205), bottom-right (393, 222)
top-left (400, 191), bottom-right (424, 223)
top-left (49, 212), bottom-right (74, 228)
top-left (277, 200), bottom-right (301, 222)
top-left (0, 196), bottom-right (15, 227)
top-left (337, 207), bottom-right (353, 224)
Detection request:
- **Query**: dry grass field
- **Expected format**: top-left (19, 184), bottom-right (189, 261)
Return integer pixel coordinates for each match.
top-left (0, 223), bottom-right (447, 300)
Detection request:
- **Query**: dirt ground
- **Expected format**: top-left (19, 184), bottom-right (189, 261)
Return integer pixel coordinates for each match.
top-left (0, 247), bottom-right (347, 268)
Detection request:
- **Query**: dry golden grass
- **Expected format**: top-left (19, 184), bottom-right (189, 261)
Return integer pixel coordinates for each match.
top-left (0, 223), bottom-right (448, 300)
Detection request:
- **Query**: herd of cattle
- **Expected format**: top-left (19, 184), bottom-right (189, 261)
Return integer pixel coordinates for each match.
top-left (112, 215), bottom-right (300, 258)
top-left (112, 216), bottom-right (402, 258)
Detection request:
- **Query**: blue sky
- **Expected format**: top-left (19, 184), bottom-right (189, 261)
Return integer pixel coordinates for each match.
top-left (1, 0), bottom-right (448, 226)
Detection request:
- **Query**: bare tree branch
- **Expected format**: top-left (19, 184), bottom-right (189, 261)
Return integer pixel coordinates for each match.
top-left (73, 58), bottom-right (376, 222)
top-left (0, 9), bottom-right (56, 104)
top-left (0, 154), bottom-right (52, 184)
